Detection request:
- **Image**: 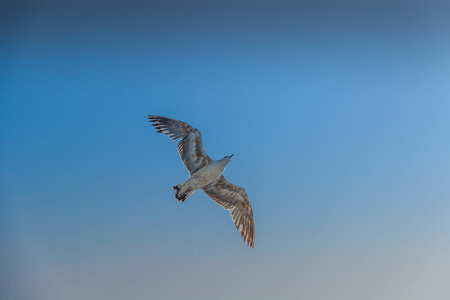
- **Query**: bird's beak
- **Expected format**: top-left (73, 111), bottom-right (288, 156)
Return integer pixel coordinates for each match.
top-left (229, 154), bottom-right (234, 158)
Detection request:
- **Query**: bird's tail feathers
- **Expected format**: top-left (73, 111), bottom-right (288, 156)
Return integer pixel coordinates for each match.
top-left (173, 180), bottom-right (195, 202)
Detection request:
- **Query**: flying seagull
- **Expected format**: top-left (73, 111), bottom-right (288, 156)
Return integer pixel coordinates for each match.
top-left (148, 115), bottom-right (255, 248)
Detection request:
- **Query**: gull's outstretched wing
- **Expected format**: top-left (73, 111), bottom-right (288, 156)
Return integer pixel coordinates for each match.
top-left (203, 176), bottom-right (255, 248)
top-left (148, 115), bottom-right (211, 174)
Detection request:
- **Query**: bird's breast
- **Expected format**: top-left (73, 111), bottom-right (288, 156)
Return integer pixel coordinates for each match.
top-left (190, 161), bottom-right (226, 187)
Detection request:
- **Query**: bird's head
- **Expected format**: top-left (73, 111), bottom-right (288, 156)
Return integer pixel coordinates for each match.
top-left (223, 154), bottom-right (234, 162)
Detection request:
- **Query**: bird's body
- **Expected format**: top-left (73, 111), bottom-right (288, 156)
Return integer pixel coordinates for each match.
top-left (148, 115), bottom-right (255, 248)
top-left (173, 157), bottom-right (231, 201)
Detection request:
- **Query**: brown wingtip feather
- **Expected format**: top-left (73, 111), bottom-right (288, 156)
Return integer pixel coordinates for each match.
top-left (148, 116), bottom-right (167, 134)
top-left (238, 222), bottom-right (254, 248)
top-left (148, 115), bottom-right (161, 124)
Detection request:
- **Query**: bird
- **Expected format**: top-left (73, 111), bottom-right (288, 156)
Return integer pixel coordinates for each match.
top-left (148, 115), bottom-right (255, 248)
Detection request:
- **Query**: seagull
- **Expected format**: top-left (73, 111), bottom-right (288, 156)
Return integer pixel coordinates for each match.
top-left (148, 115), bottom-right (255, 248)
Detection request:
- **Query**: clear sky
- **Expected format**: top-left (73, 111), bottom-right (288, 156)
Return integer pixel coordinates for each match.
top-left (1, 1), bottom-right (450, 299)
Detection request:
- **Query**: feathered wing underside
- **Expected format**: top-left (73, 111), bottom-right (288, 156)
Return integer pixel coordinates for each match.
top-left (203, 176), bottom-right (255, 248)
top-left (148, 115), bottom-right (211, 174)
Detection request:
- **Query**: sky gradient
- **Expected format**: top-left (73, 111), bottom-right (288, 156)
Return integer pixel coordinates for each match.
top-left (2, 1), bottom-right (450, 299)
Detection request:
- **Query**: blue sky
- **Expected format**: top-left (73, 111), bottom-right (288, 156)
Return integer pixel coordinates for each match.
top-left (1, 1), bottom-right (450, 299)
